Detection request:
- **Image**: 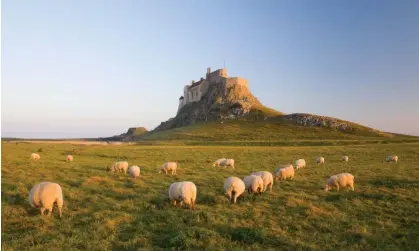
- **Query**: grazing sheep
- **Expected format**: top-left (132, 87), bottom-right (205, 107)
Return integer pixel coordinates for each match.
top-left (66, 155), bottom-right (73, 162)
top-left (385, 155), bottom-right (398, 163)
top-left (243, 175), bottom-right (264, 194)
top-left (213, 158), bottom-right (235, 168)
top-left (28, 182), bottom-right (63, 218)
top-left (316, 157), bottom-right (325, 164)
top-left (108, 161), bottom-right (129, 173)
top-left (159, 162), bottom-right (177, 175)
top-left (224, 177), bottom-right (246, 204)
top-left (341, 156), bottom-right (349, 162)
top-left (325, 173), bottom-right (355, 192)
top-left (294, 159), bottom-right (306, 169)
top-left (251, 171), bottom-right (274, 192)
top-left (168, 181), bottom-right (197, 209)
top-left (274, 165), bottom-right (295, 181)
top-left (128, 166), bottom-right (141, 179)
top-left (30, 153), bottom-right (40, 161)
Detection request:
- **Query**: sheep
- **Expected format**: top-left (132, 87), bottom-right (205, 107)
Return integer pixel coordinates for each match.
top-left (128, 166), bottom-right (141, 179)
top-left (251, 171), bottom-right (274, 192)
top-left (243, 175), bottom-right (264, 194)
top-left (224, 177), bottom-right (245, 204)
top-left (30, 153), bottom-right (40, 161)
top-left (213, 158), bottom-right (235, 168)
top-left (294, 159), bottom-right (306, 169)
top-left (316, 157), bottom-right (325, 164)
top-left (385, 155), bottom-right (398, 163)
top-left (66, 155), bottom-right (73, 162)
top-left (159, 162), bottom-right (177, 175)
top-left (168, 181), bottom-right (197, 209)
top-left (324, 173), bottom-right (355, 192)
top-left (28, 182), bottom-right (63, 218)
top-left (107, 161), bottom-right (129, 173)
top-left (274, 165), bottom-right (295, 181)
top-left (341, 156), bottom-right (349, 162)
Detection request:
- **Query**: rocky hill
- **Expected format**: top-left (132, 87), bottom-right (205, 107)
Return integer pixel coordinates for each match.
top-left (100, 127), bottom-right (148, 141)
top-left (104, 71), bottom-right (408, 142)
top-left (154, 80), bottom-right (282, 131)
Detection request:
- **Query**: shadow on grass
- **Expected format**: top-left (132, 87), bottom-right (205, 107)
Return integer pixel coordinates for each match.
top-left (370, 178), bottom-right (419, 189)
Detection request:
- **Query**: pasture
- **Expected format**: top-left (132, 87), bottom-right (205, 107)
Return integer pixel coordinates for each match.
top-left (1, 142), bottom-right (419, 250)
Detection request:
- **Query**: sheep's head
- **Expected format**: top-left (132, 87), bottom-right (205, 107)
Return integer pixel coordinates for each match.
top-left (324, 184), bottom-right (331, 191)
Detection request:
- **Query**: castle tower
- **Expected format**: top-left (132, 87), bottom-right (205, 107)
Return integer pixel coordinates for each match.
top-left (206, 67), bottom-right (211, 78)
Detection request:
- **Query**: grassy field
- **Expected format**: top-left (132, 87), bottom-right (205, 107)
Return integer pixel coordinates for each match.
top-left (2, 141), bottom-right (419, 250)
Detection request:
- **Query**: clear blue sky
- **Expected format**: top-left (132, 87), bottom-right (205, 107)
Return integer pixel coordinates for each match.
top-left (2, 0), bottom-right (419, 138)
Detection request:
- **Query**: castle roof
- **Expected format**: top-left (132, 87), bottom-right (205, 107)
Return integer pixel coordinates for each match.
top-left (179, 96), bottom-right (184, 99)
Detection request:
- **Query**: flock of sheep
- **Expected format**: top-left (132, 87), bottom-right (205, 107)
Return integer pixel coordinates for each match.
top-left (27, 152), bottom-right (399, 217)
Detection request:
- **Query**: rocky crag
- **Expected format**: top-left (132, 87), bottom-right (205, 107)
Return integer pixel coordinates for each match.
top-left (154, 80), bottom-right (278, 131)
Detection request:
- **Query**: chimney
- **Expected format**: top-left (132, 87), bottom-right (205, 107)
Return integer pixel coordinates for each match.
top-left (207, 67), bottom-right (211, 75)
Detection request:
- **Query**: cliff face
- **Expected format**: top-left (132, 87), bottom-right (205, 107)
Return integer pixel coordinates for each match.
top-left (155, 80), bottom-right (270, 131)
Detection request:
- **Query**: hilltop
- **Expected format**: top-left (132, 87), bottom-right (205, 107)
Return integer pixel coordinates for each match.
top-left (105, 67), bottom-right (416, 143)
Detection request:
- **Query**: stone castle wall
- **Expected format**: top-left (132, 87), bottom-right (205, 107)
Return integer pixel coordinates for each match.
top-left (177, 68), bottom-right (245, 113)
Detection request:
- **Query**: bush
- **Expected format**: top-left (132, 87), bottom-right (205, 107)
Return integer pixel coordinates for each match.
top-left (37, 148), bottom-right (43, 153)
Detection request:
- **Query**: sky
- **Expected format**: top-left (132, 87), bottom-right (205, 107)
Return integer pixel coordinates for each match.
top-left (2, 0), bottom-right (419, 138)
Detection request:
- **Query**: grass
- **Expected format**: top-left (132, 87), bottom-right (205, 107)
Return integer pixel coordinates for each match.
top-left (2, 141), bottom-right (419, 250)
top-left (140, 119), bottom-right (419, 143)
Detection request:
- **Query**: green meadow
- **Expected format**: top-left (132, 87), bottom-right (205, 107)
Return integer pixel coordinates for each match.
top-left (2, 141), bottom-right (419, 250)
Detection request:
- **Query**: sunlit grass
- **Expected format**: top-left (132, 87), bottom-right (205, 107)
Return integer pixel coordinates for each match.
top-left (2, 142), bottom-right (419, 250)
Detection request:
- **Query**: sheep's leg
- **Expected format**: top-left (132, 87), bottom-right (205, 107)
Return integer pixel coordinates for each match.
top-left (165, 170), bottom-right (168, 175)
top-left (233, 195), bottom-right (237, 204)
top-left (40, 207), bottom-right (45, 215)
top-left (349, 183), bottom-right (355, 191)
top-left (269, 182), bottom-right (273, 192)
top-left (179, 201), bottom-right (184, 207)
top-left (190, 199), bottom-right (195, 210)
top-left (58, 206), bottom-right (62, 218)
top-left (173, 200), bottom-right (177, 206)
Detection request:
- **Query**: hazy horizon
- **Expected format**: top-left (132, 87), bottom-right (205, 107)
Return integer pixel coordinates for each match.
top-left (2, 0), bottom-right (419, 138)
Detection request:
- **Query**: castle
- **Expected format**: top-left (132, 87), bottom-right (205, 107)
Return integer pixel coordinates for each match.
top-left (177, 67), bottom-right (248, 113)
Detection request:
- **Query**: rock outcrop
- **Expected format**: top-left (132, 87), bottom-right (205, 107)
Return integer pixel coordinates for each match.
top-left (100, 127), bottom-right (148, 141)
top-left (155, 80), bottom-right (273, 131)
top-left (279, 113), bottom-right (392, 136)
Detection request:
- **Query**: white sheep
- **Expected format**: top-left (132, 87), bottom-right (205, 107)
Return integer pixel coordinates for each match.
top-left (274, 165), bottom-right (295, 181)
top-left (28, 182), bottom-right (63, 218)
top-left (224, 177), bottom-right (245, 204)
top-left (251, 171), bottom-right (274, 192)
top-left (243, 175), bottom-right (264, 194)
top-left (213, 158), bottom-right (235, 168)
top-left (168, 181), bottom-right (197, 209)
top-left (30, 153), bottom-right (40, 161)
top-left (316, 157), bottom-right (325, 164)
top-left (341, 156), bottom-right (349, 162)
top-left (159, 162), bottom-right (177, 175)
top-left (128, 166), bottom-right (141, 179)
top-left (325, 173), bottom-right (355, 192)
top-left (294, 159), bottom-right (306, 169)
top-left (385, 155), bottom-right (398, 163)
top-left (108, 161), bottom-right (129, 173)
top-left (66, 155), bottom-right (73, 162)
